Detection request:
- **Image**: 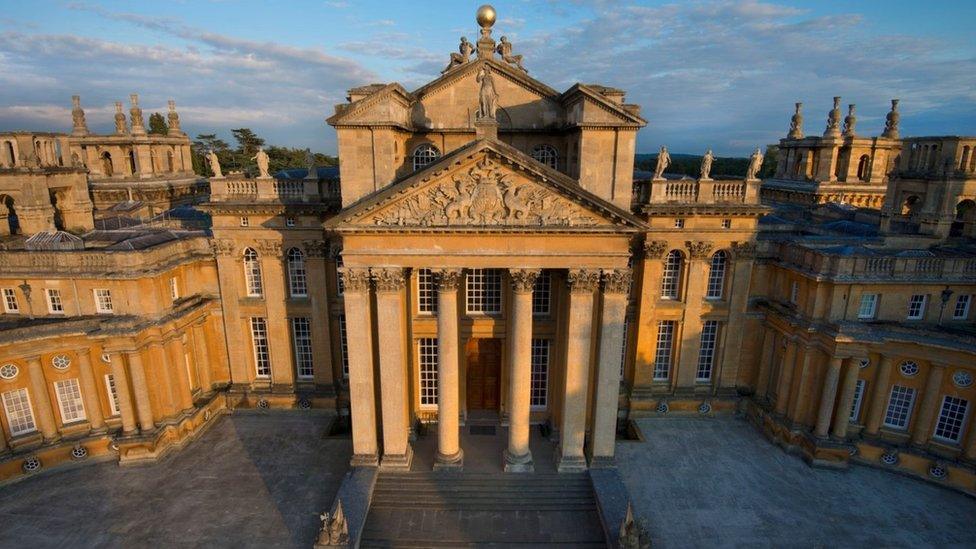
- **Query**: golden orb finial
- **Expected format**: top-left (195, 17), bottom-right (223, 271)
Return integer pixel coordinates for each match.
top-left (476, 4), bottom-right (496, 29)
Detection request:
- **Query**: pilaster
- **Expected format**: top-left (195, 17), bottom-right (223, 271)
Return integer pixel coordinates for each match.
top-left (832, 357), bottom-right (861, 438)
top-left (675, 241), bottom-right (712, 390)
top-left (75, 348), bottom-right (106, 433)
top-left (26, 356), bottom-right (58, 442)
top-left (814, 357), bottom-right (843, 438)
top-left (911, 363), bottom-right (946, 447)
top-left (864, 356), bottom-right (894, 435)
top-left (126, 349), bottom-right (155, 433)
top-left (774, 338), bottom-right (797, 415)
top-left (108, 351), bottom-right (137, 434)
top-left (166, 335), bottom-right (194, 412)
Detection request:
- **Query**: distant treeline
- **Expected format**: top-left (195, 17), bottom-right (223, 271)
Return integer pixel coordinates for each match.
top-left (189, 127), bottom-right (338, 178)
top-left (635, 146), bottom-right (778, 179)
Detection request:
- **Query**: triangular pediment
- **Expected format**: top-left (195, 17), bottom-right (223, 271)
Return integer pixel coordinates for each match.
top-left (329, 139), bottom-right (645, 232)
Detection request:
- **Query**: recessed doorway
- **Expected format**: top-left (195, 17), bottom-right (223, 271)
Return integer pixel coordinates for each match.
top-left (465, 338), bottom-right (501, 413)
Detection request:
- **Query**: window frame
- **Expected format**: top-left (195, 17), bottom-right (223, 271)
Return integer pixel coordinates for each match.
top-left (906, 294), bottom-right (927, 320)
top-left (952, 294), bottom-right (972, 320)
top-left (850, 379), bottom-right (866, 422)
top-left (465, 269), bottom-right (502, 315)
top-left (286, 247), bottom-right (308, 298)
top-left (249, 317), bottom-right (271, 378)
top-left (705, 251), bottom-right (728, 300)
top-left (93, 288), bottom-right (114, 314)
top-left (530, 338), bottom-right (550, 410)
top-left (660, 250), bottom-right (683, 300)
top-left (338, 313), bottom-right (349, 379)
top-left (54, 378), bottom-right (87, 424)
top-left (46, 288), bottom-right (64, 314)
top-left (2, 388), bottom-right (37, 436)
top-left (653, 320), bottom-right (675, 381)
top-left (291, 317), bottom-right (314, 380)
top-left (857, 293), bottom-right (878, 319)
top-left (532, 271), bottom-right (551, 316)
top-left (530, 144), bottom-right (559, 170)
top-left (243, 247), bottom-right (263, 297)
top-left (104, 374), bottom-right (120, 416)
top-left (169, 278), bottom-right (180, 302)
top-left (2, 288), bottom-right (19, 313)
top-left (696, 320), bottom-right (720, 382)
top-left (412, 143), bottom-right (441, 172)
top-left (416, 268), bottom-right (437, 315)
top-left (883, 385), bottom-right (917, 430)
top-left (418, 338), bottom-right (438, 408)
top-left (932, 395), bottom-right (969, 443)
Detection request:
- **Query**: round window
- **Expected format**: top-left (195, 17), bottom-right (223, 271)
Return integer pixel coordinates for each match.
top-left (0, 363), bottom-right (18, 380)
top-left (858, 359), bottom-right (870, 369)
top-left (899, 361), bottom-right (919, 377)
top-left (952, 370), bottom-right (973, 388)
top-left (101, 353), bottom-right (111, 364)
top-left (52, 354), bottom-right (71, 370)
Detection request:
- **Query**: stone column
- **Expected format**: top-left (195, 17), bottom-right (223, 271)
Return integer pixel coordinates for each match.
top-left (558, 269), bottom-right (599, 473)
top-left (774, 339), bottom-right (797, 415)
top-left (374, 267), bottom-right (412, 470)
top-left (126, 349), bottom-right (155, 432)
top-left (911, 363), bottom-right (946, 446)
top-left (166, 335), bottom-right (194, 413)
top-left (192, 321), bottom-right (214, 395)
top-left (590, 269), bottom-right (631, 467)
top-left (505, 268), bottom-right (539, 473)
top-left (304, 241), bottom-right (335, 391)
top-left (26, 356), bottom-right (58, 441)
top-left (0, 419), bottom-right (6, 452)
top-left (787, 346), bottom-right (816, 424)
top-left (151, 342), bottom-right (177, 418)
top-left (260, 241), bottom-right (295, 391)
top-left (75, 348), bottom-right (105, 432)
top-left (675, 242), bottom-right (712, 389)
top-left (832, 357), bottom-right (862, 438)
top-left (755, 327), bottom-right (775, 400)
top-left (864, 356), bottom-right (894, 435)
top-left (108, 351), bottom-right (137, 434)
top-left (814, 357), bottom-right (843, 438)
top-left (434, 269), bottom-right (463, 470)
top-left (339, 267), bottom-right (379, 466)
top-left (964, 420), bottom-right (976, 461)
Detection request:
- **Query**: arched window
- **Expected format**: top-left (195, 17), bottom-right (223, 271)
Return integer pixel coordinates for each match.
top-left (100, 152), bottom-right (113, 176)
top-left (286, 247), bottom-right (307, 297)
top-left (3, 141), bottom-right (15, 167)
top-left (660, 250), bottom-right (684, 299)
top-left (128, 150), bottom-right (137, 174)
top-left (167, 150), bottom-right (175, 172)
top-left (705, 251), bottom-right (728, 300)
top-left (531, 144), bottom-right (558, 169)
top-left (960, 146), bottom-right (970, 171)
top-left (412, 144), bottom-right (440, 171)
top-left (243, 247), bottom-right (263, 297)
top-left (856, 155), bottom-right (870, 181)
top-left (902, 195), bottom-right (921, 216)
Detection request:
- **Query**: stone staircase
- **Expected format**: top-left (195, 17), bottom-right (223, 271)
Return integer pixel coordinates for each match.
top-left (360, 472), bottom-right (607, 548)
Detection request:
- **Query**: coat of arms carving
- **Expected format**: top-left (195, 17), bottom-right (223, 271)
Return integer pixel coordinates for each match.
top-left (368, 157), bottom-right (602, 227)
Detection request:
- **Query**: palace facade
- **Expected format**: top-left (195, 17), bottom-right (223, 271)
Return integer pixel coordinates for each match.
top-left (0, 8), bottom-right (975, 498)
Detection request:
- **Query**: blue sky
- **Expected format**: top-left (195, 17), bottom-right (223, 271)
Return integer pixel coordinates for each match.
top-left (0, 0), bottom-right (973, 155)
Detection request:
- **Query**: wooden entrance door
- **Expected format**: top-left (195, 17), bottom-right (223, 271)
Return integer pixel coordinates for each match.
top-left (465, 338), bottom-right (501, 411)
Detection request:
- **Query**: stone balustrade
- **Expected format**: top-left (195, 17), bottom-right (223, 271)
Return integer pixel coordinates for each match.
top-left (0, 235), bottom-right (212, 276)
top-left (645, 178), bottom-right (760, 205)
top-left (771, 241), bottom-right (976, 282)
top-left (209, 176), bottom-right (324, 203)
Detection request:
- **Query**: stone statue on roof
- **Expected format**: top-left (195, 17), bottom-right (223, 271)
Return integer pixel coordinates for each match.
top-left (746, 147), bottom-right (764, 181)
top-left (207, 150), bottom-right (223, 179)
top-left (442, 37), bottom-right (475, 74)
top-left (305, 148), bottom-right (317, 179)
top-left (700, 149), bottom-right (714, 180)
top-left (476, 65), bottom-right (498, 120)
top-left (252, 147), bottom-right (270, 179)
top-left (495, 36), bottom-right (526, 72)
top-left (653, 146), bottom-right (670, 180)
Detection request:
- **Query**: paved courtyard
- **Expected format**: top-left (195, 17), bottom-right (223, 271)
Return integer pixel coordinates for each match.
top-left (1, 413), bottom-right (974, 547)
top-left (618, 417), bottom-right (976, 548)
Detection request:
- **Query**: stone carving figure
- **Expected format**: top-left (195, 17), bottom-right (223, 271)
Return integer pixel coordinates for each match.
top-left (746, 147), bottom-right (764, 180)
top-left (305, 148), bottom-right (317, 179)
top-left (476, 66), bottom-right (498, 120)
top-left (788, 102), bottom-right (803, 139)
top-left (495, 36), bottom-right (526, 72)
top-left (207, 150), bottom-right (223, 178)
top-left (316, 500), bottom-right (349, 547)
top-left (882, 99), bottom-right (900, 139)
top-left (824, 96), bottom-right (841, 137)
top-left (114, 101), bottom-right (128, 135)
top-left (843, 104), bottom-right (857, 137)
top-left (653, 146), bottom-right (671, 180)
top-left (443, 37), bottom-right (475, 73)
top-left (71, 95), bottom-right (89, 135)
top-left (699, 149), bottom-right (714, 180)
top-left (252, 147), bottom-right (270, 178)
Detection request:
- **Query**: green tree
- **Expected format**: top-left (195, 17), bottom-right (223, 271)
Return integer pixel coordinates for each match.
top-left (231, 128), bottom-right (266, 158)
top-left (191, 133), bottom-right (232, 176)
top-left (148, 112), bottom-right (168, 135)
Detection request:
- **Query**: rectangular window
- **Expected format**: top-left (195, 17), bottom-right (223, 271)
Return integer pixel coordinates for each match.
top-left (850, 379), bottom-right (866, 422)
top-left (2, 388), bottom-right (37, 436)
top-left (933, 396), bottom-right (969, 443)
top-left (907, 294), bottom-right (927, 320)
top-left (2, 288), bottom-right (19, 313)
top-left (883, 385), bottom-right (917, 429)
top-left (857, 294), bottom-right (878, 319)
top-left (696, 320), bottom-right (719, 382)
top-left (674, 218), bottom-right (685, 228)
top-left (532, 271), bottom-right (551, 316)
top-left (170, 278), bottom-right (180, 302)
top-left (93, 289), bottom-right (113, 313)
top-left (249, 317), bottom-right (271, 378)
top-left (335, 254), bottom-right (344, 296)
top-left (285, 216), bottom-right (296, 227)
top-left (789, 281), bottom-right (799, 305)
top-left (338, 314), bottom-right (349, 378)
top-left (530, 338), bottom-right (550, 409)
top-left (653, 321), bottom-right (676, 381)
top-left (953, 295), bottom-right (972, 320)
top-left (46, 288), bottom-right (64, 313)
top-left (291, 317), bottom-right (314, 379)
top-left (721, 219), bottom-right (731, 229)
top-left (466, 269), bottom-right (502, 314)
top-left (418, 338), bottom-right (438, 407)
top-left (104, 374), bottom-right (120, 416)
top-left (54, 378), bottom-right (86, 424)
top-left (417, 268), bottom-right (437, 315)
top-left (240, 216), bottom-right (249, 227)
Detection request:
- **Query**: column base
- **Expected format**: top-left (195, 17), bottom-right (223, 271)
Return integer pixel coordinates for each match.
top-left (350, 453), bottom-right (380, 467)
top-left (556, 453), bottom-right (588, 473)
top-left (588, 455), bottom-right (616, 469)
top-left (379, 445), bottom-right (414, 471)
top-left (503, 449), bottom-right (534, 473)
top-left (433, 449), bottom-right (464, 471)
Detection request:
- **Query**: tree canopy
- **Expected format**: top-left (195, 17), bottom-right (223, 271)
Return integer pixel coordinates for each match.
top-left (148, 112), bottom-right (168, 135)
top-left (189, 128), bottom-right (336, 178)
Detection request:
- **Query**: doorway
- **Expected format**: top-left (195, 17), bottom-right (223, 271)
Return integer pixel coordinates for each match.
top-left (465, 338), bottom-right (501, 413)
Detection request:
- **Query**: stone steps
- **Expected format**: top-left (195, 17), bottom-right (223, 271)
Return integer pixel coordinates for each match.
top-left (360, 472), bottom-right (606, 548)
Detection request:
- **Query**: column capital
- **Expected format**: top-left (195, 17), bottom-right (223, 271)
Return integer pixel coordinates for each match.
top-left (210, 238), bottom-right (236, 256)
top-left (602, 269), bottom-right (632, 294)
top-left (509, 269), bottom-right (540, 293)
top-left (567, 269), bottom-right (600, 293)
top-left (643, 240), bottom-right (668, 258)
top-left (302, 240), bottom-right (328, 258)
top-left (338, 267), bottom-right (371, 292)
top-left (433, 268), bottom-right (463, 291)
top-left (731, 240), bottom-right (758, 259)
top-left (328, 241), bottom-right (343, 261)
top-left (374, 267), bottom-right (406, 292)
top-left (685, 240), bottom-right (714, 259)
top-left (256, 239), bottom-right (282, 257)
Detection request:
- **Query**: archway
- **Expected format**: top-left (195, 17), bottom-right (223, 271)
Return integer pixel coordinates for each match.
top-left (100, 152), bottom-right (114, 176)
top-left (901, 195), bottom-right (921, 216)
top-left (951, 199), bottom-right (976, 237)
top-left (2, 141), bottom-right (15, 167)
top-left (856, 155), bottom-right (870, 181)
top-left (0, 194), bottom-right (19, 235)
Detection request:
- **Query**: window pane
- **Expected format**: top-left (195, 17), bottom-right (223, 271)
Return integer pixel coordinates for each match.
top-left (287, 248), bottom-right (308, 297)
top-left (338, 314), bottom-right (349, 378)
top-left (653, 321), bottom-right (675, 381)
top-left (291, 317), bottom-right (314, 379)
top-left (883, 385), bottom-right (916, 429)
top-left (55, 378), bottom-right (86, 423)
top-left (419, 338), bottom-right (438, 407)
top-left (2, 388), bottom-right (37, 435)
top-left (660, 251), bottom-right (682, 299)
top-left (705, 252), bottom-right (727, 299)
top-left (850, 379), bottom-right (866, 421)
top-left (417, 269), bottom-right (437, 314)
top-left (696, 321), bottom-right (719, 381)
top-left (532, 271), bottom-right (551, 315)
top-left (934, 396), bottom-right (968, 442)
top-left (105, 374), bottom-right (120, 416)
top-left (466, 269), bottom-right (502, 314)
top-left (250, 317), bottom-right (271, 377)
top-left (530, 339), bottom-right (550, 408)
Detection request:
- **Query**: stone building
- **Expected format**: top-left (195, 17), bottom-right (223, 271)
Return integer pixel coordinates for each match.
top-left (0, 6), bottom-right (974, 504)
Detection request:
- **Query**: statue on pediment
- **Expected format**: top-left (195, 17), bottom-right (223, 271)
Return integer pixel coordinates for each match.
top-left (653, 146), bottom-right (670, 180)
top-left (252, 147), bottom-right (270, 178)
top-left (699, 149), bottom-right (714, 180)
top-left (442, 37), bottom-right (474, 74)
top-left (207, 150), bottom-right (223, 178)
top-left (305, 148), bottom-right (317, 179)
top-left (496, 36), bottom-right (526, 72)
top-left (746, 147), bottom-right (764, 181)
top-left (476, 66), bottom-right (498, 120)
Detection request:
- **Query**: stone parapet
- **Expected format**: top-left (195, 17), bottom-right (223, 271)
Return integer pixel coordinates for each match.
top-left (0, 235), bottom-right (212, 276)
